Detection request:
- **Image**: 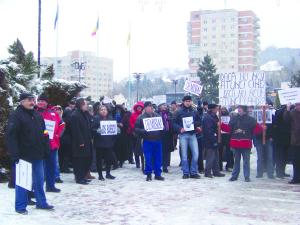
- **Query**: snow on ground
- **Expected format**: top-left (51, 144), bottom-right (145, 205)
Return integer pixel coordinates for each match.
top-left (0, 150), bottom-right (300, 225)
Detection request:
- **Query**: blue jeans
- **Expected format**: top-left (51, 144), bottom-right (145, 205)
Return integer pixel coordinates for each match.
top-left (55, 150), bottom-right (60, 179)
top-left (15, 160), bottom-right (48, 211)
top-left (180, 133), bottom-right (199, 175)
top-left (45, 150), bottom-right (58, 189)
top-left (143, 140), bottom-right (162, 176)
top-left (232, 148), bottom-right (250, 179)
top-left (256, 139), bottom-right (274, 177)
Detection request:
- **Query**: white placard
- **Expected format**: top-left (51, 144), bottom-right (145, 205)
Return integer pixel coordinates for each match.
top-left (250, 110), bottom-right (272, 124)
top-left (221, 116), bottom-right (230, 124)
top-left (143, 117), bottom-right (164, 132)
top-left (153, 95), bottom-right (167, 105)
top-left (44, 119), bottom-right (56, 140)
top-left (16, 160), bottom-right (32, 191)
top-left (219, 72), bottom-right (266, 106)
top-left (182, 117), bottom-right (194, 131)
top-left (278, 88), bottom-right (300, 105)
top-left (183, 80), bottom-right (203, 96)
top-left (100, 120), bottom-right (117, 135)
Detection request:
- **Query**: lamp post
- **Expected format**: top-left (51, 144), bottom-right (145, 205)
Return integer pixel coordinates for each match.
top-left (133, 72), bottom-right (143, 102)
top-left (172, 79), bottom-right (178, 101)
top-left (71, 61), bottom-right (86, 82)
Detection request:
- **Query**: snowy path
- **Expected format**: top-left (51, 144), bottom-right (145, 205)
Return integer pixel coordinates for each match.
top-left (0, 150), bottom-right (300, 225)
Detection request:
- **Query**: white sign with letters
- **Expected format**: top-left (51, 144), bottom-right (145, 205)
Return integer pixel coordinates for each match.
top-left (100, 120), bottom-right (117, 135)
top-left (143, 117), bottom-right (164, 132)
top-left (278, 88), bottom-right (300, 105)
top-left (183, 80), bottom-right (203, 96)
top-left (221, 116), bottom-right (230, 124)
top-left (16, 160), bottom-right (32, 191)
top-left (44, 119), bottom-right (56, 140)
top-left (182, 117), bottom-right (194, 131)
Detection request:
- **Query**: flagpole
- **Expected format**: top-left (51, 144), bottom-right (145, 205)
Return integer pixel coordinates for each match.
top-left (128, 23), bottom-right (131, 107)
top-left (97, 12), bottom-right (99, 58)
top-left (55, 15), bottom-right (59, 77)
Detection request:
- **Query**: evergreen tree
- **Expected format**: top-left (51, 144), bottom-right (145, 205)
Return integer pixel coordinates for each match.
top-left (197, 54), bottom-right (218, 103)
top-left (8, 38), bottom-right (25, 64)
top-left (41, 64), bottom-right (55, 80)
top-left (290, 70), bottom-right (300, 87)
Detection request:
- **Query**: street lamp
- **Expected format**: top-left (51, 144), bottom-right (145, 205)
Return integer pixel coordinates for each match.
top-left (133, 72), bottom-right (143, 102)
top-left (71, 61), bottom-right (86, 82)
top-left (172, 79), bottom-right (178, 102)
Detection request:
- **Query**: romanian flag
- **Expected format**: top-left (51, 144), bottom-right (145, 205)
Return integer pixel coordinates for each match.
top-left (91, 17), bottom-right (99, 36)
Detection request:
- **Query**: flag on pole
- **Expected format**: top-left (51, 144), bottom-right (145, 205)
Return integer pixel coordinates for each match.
top-left (127, 32), bottom-right (131, 46)
top-left (92, 17), bottom-right (99, 36)
top-left (54, 2), bottom-right (59, 30)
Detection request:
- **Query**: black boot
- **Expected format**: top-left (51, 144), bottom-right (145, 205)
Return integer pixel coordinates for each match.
top-left (106, 173), bottom-right (116, 180)
top-left (146, 174), bottom-right (152, 181)
top-left (98, 173), bottom-right (105, 181)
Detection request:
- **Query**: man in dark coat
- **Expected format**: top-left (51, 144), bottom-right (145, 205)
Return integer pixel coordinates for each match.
top-left (203, 104), bottom-right (225, 178)
top-left (6, 93), bottom-right (54, 214)
top-left (70, 98), bottom-right (93, 185)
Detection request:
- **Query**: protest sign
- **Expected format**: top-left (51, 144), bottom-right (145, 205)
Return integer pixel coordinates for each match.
top-left (100, 121), bottom-right (117, 135)
top-left (250, 109), bottom-right (272, 124)
top-left (219, 71), bottom-right (266, 106)
top-left (182, 117), bottom-right (194, 131)
top-left (221, 116), bottom-right (230, 124)
top-left (183, 80), bottom-right (203, 96)
top-left (143, 117), bottom-right (164, 132)
top-left (44, 119), bottom-right (56, 140)
top-left (153, 95), bottom-right (167, 105)
top-left (278, 88), bottom-right (300, 105)
top-left (16, 160), bottom-right (32, 191)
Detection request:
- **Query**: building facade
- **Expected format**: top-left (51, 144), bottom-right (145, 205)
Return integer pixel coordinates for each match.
top-left (41, 50), bottom-right (113, 101)
top-left (187, 9), bottom-right (260, 76)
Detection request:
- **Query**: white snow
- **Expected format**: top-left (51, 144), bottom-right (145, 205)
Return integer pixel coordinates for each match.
top-left (260, 61), bottom-right (283, 72)
top-left (0, 150), bottom-right (299, 225)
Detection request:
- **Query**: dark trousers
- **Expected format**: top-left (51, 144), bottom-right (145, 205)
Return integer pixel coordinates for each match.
top-left (15, 160), bottom-right (48, 211)
top-left (197, 137), bottom-right (204, 172)
top-left (59, 139), bottom-right (72, 172)
top-left (96, 147), bottom-right (114, 177)
top-left (291, 146), bottom-right (300, 182)
top-left (205, 148), bottom-right (220, 176)
top-left (274, 142), bottom-right (289, 177)
top-left (162, 132), bottom-right (172, 170)
top-left (143, 140), bottom-right (162, 176)
top-left (73, 157), bottom-right (91, 182)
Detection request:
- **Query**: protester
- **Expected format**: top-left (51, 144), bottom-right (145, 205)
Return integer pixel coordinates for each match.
top-left (158, 103), bottom-right (174, 173)
top-left (6, 93), bottom-right (54, 214)
top-left (70, 98), bottom-right (93, 185)
top-left (122, 109), bottom-right (134, 164)
top-left (203, 104), bottom-right (225, 178)
top-left (222, 105), bottom-right (262, 182)
top-left (196, 101), bottom-right (204, 173)
top-left (284, 102), bottom-right (300, 184)
top-left (92, 105), bottom-right (117, 180)
top-left (135, 101), bottom-right (165, 181)
top-left (173, 95), bottom-right (201, 179)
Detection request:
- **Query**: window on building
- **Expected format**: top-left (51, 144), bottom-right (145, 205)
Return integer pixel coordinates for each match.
top-left (204, 28), bottom-right (208, 32)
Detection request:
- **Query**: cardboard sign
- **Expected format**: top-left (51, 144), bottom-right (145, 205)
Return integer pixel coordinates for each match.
top-left (278, 88), bottom-right (300, 105)
top-left (16, 160), bottom-right (32, 191)
top-left (219, 72), bottom-right (266, 106)
top-left (182, 117), bottom-right (194, 131)
top-left (100, 121), bottom-right (117, 135)
top-left (249, 110), bottom-right (272, 124)
top-left (221, 116), bottom-right (230, 124)
top-left (153, 95), bottom-right (167, 105)
top-left (183, 80), bottom-right (203, 96)
top-left (143, 117), bottom-right (164, 132)
top-left (44, 119), bottom-right (56, 140)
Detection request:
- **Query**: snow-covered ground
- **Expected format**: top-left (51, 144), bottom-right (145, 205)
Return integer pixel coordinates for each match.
top-left (0, 150), bottom-right (300, 225)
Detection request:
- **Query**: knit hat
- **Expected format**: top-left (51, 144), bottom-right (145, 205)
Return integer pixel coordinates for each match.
top-left (144, 101), bottom-right (152, 108)
top-left (19, 92), bottom-right (35, 101)
top-left (38, 94), bottom-right (49, 103)
top-left (208, 104), bottom-right (218, 110)
top-left (171, 100), bottom-right (177, 105)
top-left (238, 105), bottom-right (248, 113)
top-left (182, 95), bottom-right (192, 102)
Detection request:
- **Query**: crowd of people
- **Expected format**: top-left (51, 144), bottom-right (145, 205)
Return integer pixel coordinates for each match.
top-left (4, 92), bottom-right (300, 214)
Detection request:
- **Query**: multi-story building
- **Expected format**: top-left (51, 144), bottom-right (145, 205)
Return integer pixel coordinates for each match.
top-left (187, 9), bottom-right (260, 76)
top-left (41, 50), bottom-right (113, 101)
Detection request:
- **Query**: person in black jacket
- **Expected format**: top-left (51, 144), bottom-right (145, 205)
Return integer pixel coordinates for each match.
top-left (135, 101), bottom-right (165, 181)
top-left (92, 105), bottom-right (117, 180)
top-left (203, 104), bottom-right (225, 178)
top-left (6, 93), bottom-right (54, 214)
top-left (70, 98), bottom-right (93, 185)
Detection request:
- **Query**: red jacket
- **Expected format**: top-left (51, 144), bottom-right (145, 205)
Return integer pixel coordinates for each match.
top-left (128, 101), bottom-right (144, 135)
top-left (36, 107), bottom-right (65, 150)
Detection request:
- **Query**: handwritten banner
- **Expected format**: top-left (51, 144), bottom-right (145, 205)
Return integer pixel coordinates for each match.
top-left (143, 117), bottom-right (164, 132)
top-left (100, 120), bottom-right (117, 135)
top-left (219, 72), bottom-right (266, 106)
top-left (44, 119), bottom-right (56, 140)
top-left (278, 88), bottom-right (300, 105)
top-left (183, 80), bottom-right (203, 96)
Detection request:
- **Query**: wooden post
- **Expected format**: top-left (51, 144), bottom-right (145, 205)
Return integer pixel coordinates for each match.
top-left (262, 105), bottom-right (266, 145)
top-left (218, 105), bottom-right (222, 144)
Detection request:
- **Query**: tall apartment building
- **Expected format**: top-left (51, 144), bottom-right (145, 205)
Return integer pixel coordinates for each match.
top-left (187, 9), bottom-right (260, 76)
top-left (41, 50), bottom-right (113, 101)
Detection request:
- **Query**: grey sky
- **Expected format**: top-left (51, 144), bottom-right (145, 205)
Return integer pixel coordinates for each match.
top-left (0, 0), bottom-right (299, 81)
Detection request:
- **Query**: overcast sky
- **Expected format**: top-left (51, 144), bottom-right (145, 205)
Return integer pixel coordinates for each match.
top-left (1, 0), bottom-right (300, 81)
